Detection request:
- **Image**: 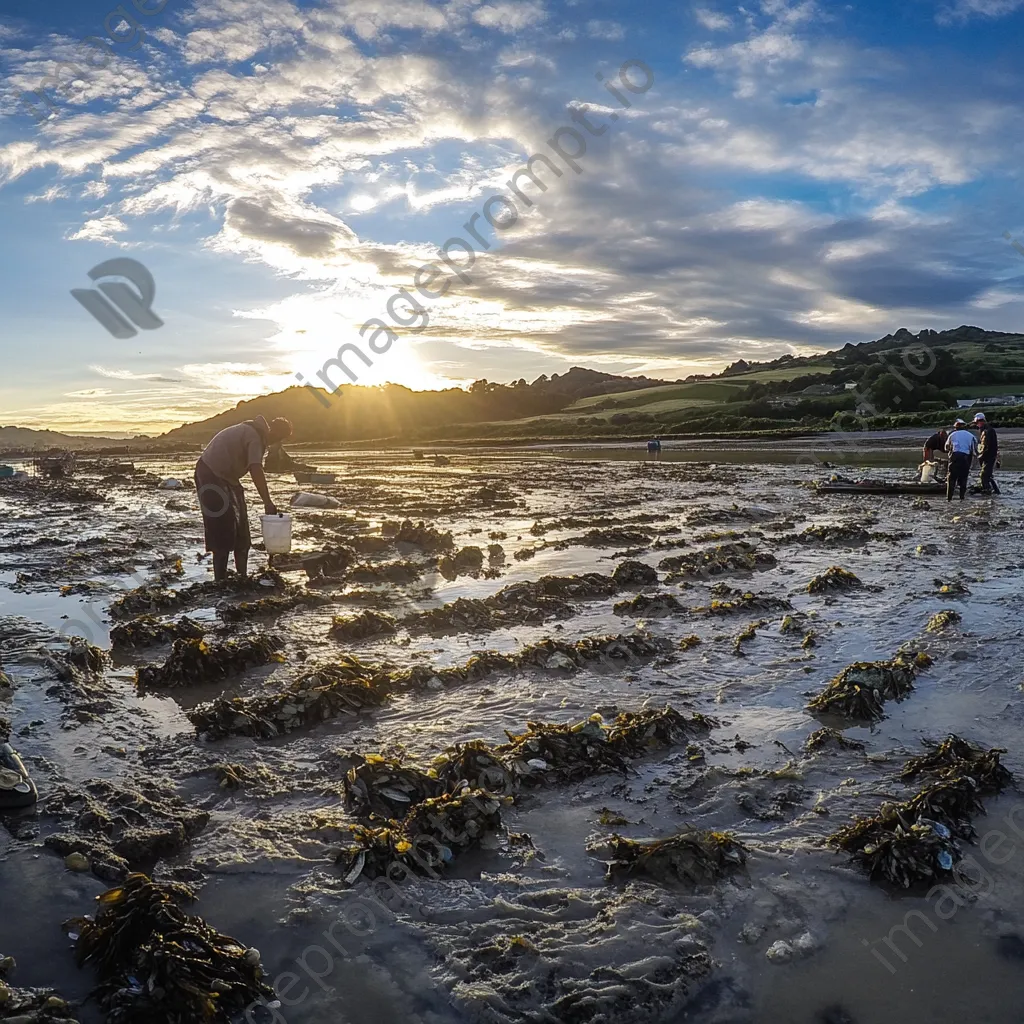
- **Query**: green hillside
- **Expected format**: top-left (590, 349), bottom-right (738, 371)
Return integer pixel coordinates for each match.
top-left (426, 326), bottom-right (1024, 441)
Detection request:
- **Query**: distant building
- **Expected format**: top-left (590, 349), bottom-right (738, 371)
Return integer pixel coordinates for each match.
top-left (843, 382), bottom-right (858, 390)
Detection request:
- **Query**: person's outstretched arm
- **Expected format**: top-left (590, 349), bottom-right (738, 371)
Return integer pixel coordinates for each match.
top-left (249, 463), bottom-right (278, 515)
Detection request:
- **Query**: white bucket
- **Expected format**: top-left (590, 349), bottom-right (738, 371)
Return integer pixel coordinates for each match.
top-left (261, 514), bottom-right (293, 555)
top-left (920, 462), bottom-right (937, 484)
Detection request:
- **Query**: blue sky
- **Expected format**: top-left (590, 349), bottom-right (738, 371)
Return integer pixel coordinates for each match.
top-left (2, 0), bottom-right (1024, 433)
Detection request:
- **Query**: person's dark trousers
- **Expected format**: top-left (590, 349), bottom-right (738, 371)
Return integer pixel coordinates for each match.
top-left (980, 458), bottom-right (1000, 494)
top-left (947, 452), bottom-right (971, 500)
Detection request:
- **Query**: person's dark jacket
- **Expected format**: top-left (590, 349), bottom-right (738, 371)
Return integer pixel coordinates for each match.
top-left (979, 425), bottom-right (998, 463)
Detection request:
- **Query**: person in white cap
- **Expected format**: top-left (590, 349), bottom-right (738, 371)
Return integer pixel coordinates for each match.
top-left (973, 412), bottom-right (1000, 494)
top-left (944, 419), bottom-right (977, 501)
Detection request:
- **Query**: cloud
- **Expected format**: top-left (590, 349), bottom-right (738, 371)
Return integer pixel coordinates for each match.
top-left (4, 0), bottom-right (1024, 425)
top-left (937, 0), bottom-right (1024, 21)
top-left (472, 2), bottom-right (548, 33)
top-left (694, 8), bottom-right (733, 30)
top-left (66, 216), bottom-right (128, 243)
top-left (586, 20), bottom-right (626, 40)
top-left (90, 366), bottom-right (182, 383)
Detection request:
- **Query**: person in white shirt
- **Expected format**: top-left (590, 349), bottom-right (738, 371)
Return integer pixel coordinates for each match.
top-left (944, 419), bottom-right (978, 501)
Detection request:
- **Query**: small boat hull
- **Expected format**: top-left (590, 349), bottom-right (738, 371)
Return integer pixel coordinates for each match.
top-left (294, 472), bottom-right (337, 484)
top-left (817, 482), bottom-right (946, 495)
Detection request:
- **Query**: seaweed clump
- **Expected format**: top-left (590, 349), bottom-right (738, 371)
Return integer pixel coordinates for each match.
top-left (216, 591), bottom-right (333, 622)
top-left (828, 735), bottom-right (1011, 887)
top-left (109, 616), bottom-right (204, 650)
top-left (43, 778), bottom-right (210, 882)
top-left (189, 656), bottom-right (387, 739)
top-left (588, 830), bottom-right (746, 887)
top-left (136, 633), bottom-right (284, 689)
top-left (110, 571), bottom-right (285, 620)
top-left (402, 572), bottom-right (618, 634)
top-left (806, 651), bottom-right (931, 721)
top-left (803, 728), bottom-right (865, 754)
top-left (807, 566), bottom-right (862, 594)
top-left (45, 638), bottom-right (108, 681)
top-left (613, 593), bottom-right (687, 617)
top-left (499, 707), bottom-right (714, 786)
top-left (438, 546), bottom-right (485, 579)
top-left (344, 754), bottom-right (445, 819)
top-left (695, 590), bottom-right (792, 615)
top-left (334, 789), bottom-right (506, 885)
top-left (900, 734), bottom-right (1011, 793)
top-left (394, 519), bottom-right (455, 553)
top-left (611, 560), bottom-right (659, 586)
top-left (330, 610), bottom-right (398, 642)
top-left (70, 874), bottom-right (271, 1024)
top-left (42, 639), bottom-right (116, 726)
top-left (659, 542), bottom-right (776, 581)
top-left (926, 610), bottom-right (962, 633)
top-left (0, 979), bottom-right (78, 1022)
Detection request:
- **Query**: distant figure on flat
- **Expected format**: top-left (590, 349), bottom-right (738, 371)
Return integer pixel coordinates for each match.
top-left (194, 415), bottom-right (293, 580)
top-left (647, 437), bottom-right (662, 460)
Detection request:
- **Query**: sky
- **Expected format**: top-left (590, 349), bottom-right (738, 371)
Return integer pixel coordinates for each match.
top-left (2, 0), bottom-right (1024, 435)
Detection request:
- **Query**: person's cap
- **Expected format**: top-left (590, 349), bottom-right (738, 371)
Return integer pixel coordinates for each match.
top-left (974, 412), bottom-right (986, 422)
top-left (954, 418), bottom-right (966, 426)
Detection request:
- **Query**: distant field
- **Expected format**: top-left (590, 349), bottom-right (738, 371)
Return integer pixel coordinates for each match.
top-left (727, 362), bottom-right (833, 382)
top-left (565, 362), bottom-right (836, 414)
top-left (567, 381), bottom-right (743, 412)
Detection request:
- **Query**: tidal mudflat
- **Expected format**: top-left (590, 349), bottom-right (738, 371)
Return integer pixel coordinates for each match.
top-left (2, 449), bottom-right (1023, 1024)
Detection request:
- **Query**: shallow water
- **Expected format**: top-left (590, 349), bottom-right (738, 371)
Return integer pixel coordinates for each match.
top-left (2, 448), bottom-right (1024, 1022)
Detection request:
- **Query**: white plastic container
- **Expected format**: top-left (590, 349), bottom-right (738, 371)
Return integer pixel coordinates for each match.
top-left (919, 462), bottom-right (937, 484)
top-left (261, 513), bottom-right (293, 554)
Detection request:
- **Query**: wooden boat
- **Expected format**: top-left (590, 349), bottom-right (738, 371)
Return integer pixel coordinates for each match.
top-left (817, 480), bottom-right (945, 495)
top-left (34, 450), bottom-right (76, 479)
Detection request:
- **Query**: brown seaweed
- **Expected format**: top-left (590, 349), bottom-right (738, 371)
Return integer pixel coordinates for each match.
top-left (109, 615), bottom-right (204, 650)
top-left (70, 874), bottom-right (271, 1024)
top-left (807, 566), bottom-right (863, 594)
top-left (136, 633), bottom-right (284, 689)
top-left (43, 779), bottom-right (209, 883)
top-left (589, 830), bottom-right (747, 887)
top-left (806, 651), bottom-right (931, 721)
top-left (658, 541), bottom-right (777, 580)
top-left (189, 656), bottom-right (387, 738)
top-left (900, 734), bottom-right (1011, 793)
top-left (330, 610), bottom-right (399, 642)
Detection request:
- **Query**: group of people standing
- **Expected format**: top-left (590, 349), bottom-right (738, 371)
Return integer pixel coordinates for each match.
top-left (922, 412), bottom-right (1000, 501)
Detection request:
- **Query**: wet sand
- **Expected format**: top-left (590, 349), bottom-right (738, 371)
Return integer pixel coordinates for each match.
top-left (2, 447), bottom-right (1024, 1023)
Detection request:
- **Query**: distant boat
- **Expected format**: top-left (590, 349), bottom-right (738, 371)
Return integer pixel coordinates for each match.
top-left (294, 471), bottom-right (337, 484)
top-left (817, 480), bottom-right (945, 495)
top-left (34, 450), bottom-right (76, 479)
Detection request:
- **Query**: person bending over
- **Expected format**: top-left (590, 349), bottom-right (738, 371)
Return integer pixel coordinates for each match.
top-left (194, 415), bottom-right (293, 580)
top-left (922, 427), bottom-right (948, 480)
top-left (944, 419), bottom-right (977, 502)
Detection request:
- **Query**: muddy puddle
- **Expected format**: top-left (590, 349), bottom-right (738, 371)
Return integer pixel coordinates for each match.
top-left (2, 449), bottom-right (1024, 1023)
